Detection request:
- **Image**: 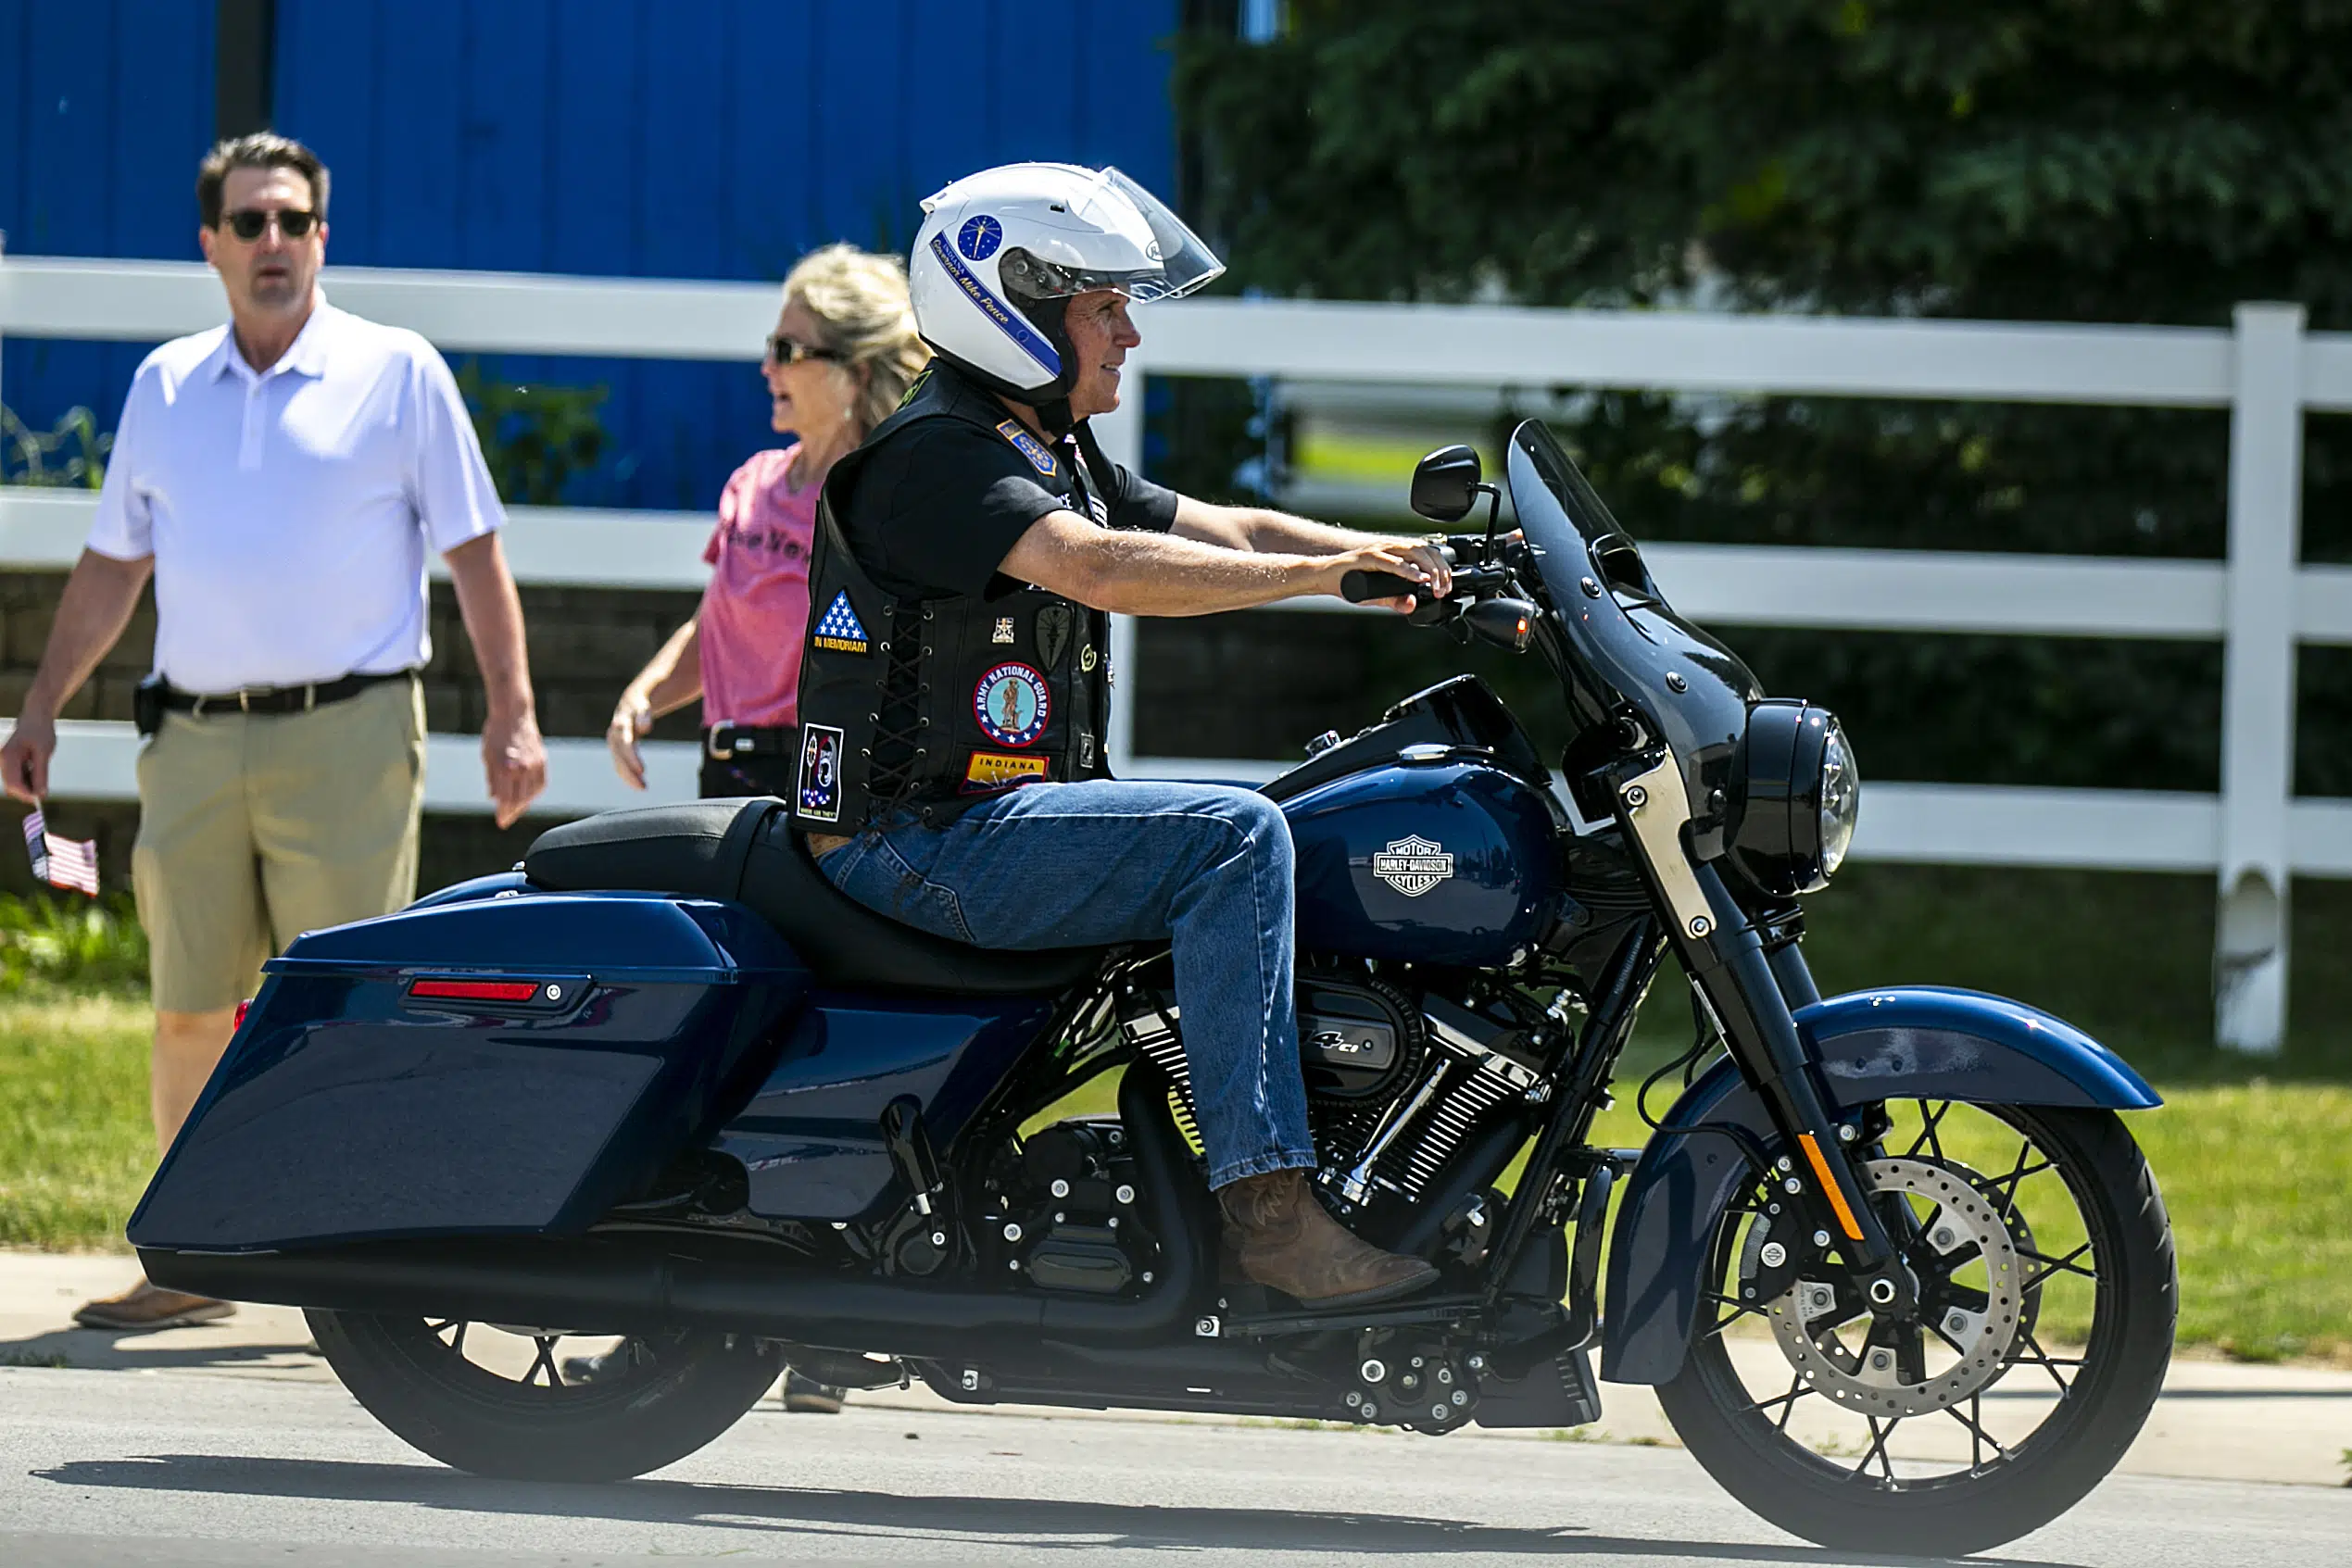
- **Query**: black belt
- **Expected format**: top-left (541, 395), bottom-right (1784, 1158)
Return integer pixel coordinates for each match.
top-left (705, 722), bottom-right (796, 761)
top-left (159, 670), bottom-right (414, 718)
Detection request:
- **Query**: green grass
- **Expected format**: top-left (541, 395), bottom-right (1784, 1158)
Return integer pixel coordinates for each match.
top-left (3, 863), bottom-right (2345, 1359)
top-left (0, 991), bottom-right (154, 1249)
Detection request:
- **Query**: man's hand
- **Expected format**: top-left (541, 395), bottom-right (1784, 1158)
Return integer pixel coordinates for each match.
top-left (1, 709), bottom-right (57, 804)
top-left (483, 708), bottom-right (547, 828)
top-left (1322, 536), bottom-right (1454, 613)
top-left (606, 695), bottom-right (654, 791)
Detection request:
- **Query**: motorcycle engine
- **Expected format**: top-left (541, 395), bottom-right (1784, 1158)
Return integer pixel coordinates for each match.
top-left (1119, 972), bottom-right (1546, 1222)
top-left (980, 1116), bottom-right (1162, 1294)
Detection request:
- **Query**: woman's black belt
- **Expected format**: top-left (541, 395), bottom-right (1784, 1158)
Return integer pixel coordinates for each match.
top-left (155, 669), bottom-right (416, 718)
top-left (704, 722), bottom-right (797, 760)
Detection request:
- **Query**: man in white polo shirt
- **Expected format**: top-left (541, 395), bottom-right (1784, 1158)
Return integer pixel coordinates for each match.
top-left (0, 132), bottom-right (547, 1330)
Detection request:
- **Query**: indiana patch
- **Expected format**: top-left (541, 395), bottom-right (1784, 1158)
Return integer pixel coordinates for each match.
top-left (962, 750), bottom-right (1049, 794)
top-left (796, 724), bottom-right (845, 823)
top-left (811, 589), bottom-right (870, 655)
top-left (974, 661), bottom-right (1050, 747)
top-left (995, 418), bottom-right (1059, 477)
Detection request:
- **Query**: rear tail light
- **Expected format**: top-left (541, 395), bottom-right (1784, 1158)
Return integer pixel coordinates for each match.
top-left (233, 998), bottom-right (252, 1032)
top-left (409, 978), bottom-right (542, 1003)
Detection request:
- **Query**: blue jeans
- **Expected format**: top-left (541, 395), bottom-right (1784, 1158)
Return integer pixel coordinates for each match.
top-left (819, 780), bottom-right (1315, 1189)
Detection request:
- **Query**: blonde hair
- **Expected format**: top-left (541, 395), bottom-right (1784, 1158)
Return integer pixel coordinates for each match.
top-left (785, 245), bottom-right (931, 436)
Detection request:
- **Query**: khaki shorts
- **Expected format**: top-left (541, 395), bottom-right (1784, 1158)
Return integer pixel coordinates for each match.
top-left (132, 676), bottom-right (426, 1013)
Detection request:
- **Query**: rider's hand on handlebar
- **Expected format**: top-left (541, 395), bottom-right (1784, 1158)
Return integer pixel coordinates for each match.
top-left (1324, 537), bottom-right (1453, 613)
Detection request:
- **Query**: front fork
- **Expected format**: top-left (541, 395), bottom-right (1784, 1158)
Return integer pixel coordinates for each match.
top-left (1610, 755), bottom-right (1918, 1317)
top-left (1683, 867), bottom-right (1918, 1314)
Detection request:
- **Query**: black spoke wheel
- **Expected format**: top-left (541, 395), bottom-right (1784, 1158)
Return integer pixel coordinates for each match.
top-left (308, 1310), bottom-right (784, 1481)
top-left (1654, 1104), bottom-right (2175, 1555)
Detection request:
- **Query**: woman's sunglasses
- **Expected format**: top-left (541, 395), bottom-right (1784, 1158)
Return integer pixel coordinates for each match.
top-left (222, 207), bottom-right (320, 242)
top-left (765, 334), bottom-right (842, 366)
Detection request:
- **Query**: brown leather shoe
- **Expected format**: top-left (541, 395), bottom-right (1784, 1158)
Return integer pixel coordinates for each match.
top-left (1216, 1169), bottom-right (1439, 1308)
top-left (72, 1282), bottom-right (236, 1331)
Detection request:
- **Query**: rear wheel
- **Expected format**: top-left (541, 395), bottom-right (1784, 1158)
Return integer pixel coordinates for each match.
top-left (308, 1310), bottom-right (783, 1481)
top-left (1654, 1103), bottom-right (2174, 1555)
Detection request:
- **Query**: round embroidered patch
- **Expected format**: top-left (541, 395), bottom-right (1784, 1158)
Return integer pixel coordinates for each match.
top-left (957, 214), bottom-right (1003, 262)
top-left (974, 662), bottom-right (1050, 747)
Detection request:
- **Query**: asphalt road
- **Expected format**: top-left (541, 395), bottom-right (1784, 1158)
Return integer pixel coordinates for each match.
top-left (1, 1367), bottom-right (2346, 1568)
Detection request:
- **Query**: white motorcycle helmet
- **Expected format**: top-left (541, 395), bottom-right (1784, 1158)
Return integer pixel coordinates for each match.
top-left (909, 163), bottom-right (1225, 432)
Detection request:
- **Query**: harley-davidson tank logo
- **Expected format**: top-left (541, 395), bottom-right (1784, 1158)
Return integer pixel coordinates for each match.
top-left (1371, 834), bottom-right (1454, 897)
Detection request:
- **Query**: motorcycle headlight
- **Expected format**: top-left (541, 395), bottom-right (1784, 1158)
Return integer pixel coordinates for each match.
top-left (1725, 701), bottom-right (1861, 898)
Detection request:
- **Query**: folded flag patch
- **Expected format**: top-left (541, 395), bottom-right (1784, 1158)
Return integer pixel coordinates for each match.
top-left (811, 589), bottom-right (871, 655)
top-left (22, 809), bottom-right (98, 897)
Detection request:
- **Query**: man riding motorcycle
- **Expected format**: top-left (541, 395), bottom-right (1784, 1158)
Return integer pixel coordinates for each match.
top-left (793, 163), bottom-right (1445, 1308)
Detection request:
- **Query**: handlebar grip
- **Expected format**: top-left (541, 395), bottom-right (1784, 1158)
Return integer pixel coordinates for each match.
top-left (1341, 570), bottom-right (1427, 604)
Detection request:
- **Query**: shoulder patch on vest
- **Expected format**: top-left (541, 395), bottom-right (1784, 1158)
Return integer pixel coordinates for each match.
top-left (995, 419), bottom-right (1060, 478)
top-left (811, 589), bottom-right (871, 655)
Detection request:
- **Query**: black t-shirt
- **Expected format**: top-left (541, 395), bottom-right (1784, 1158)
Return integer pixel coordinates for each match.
top-left (836, 411), bottom-right (1178, 600)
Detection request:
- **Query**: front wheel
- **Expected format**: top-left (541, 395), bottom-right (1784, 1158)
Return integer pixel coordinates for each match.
top-left (308, 1311), bottom-right (783, 1481)
top-left (1655, 1102), bottom-right (2175, 1555)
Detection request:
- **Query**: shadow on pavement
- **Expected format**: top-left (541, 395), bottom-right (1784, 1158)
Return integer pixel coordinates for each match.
top-left (0, 1326), bottom-right (316, 1374)
top-left (30, 1452), bottom-right (2082, 1564)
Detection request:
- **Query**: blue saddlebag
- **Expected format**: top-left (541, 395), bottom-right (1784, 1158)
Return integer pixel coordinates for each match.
top-left (128, 893), bottom-right (806, 1252)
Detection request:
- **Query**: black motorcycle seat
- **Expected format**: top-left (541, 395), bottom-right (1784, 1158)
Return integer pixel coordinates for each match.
top-left (522, 798), bottom-right (1107, 997)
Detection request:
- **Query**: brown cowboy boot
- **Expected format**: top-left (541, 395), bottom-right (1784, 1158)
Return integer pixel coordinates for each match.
top-left (1216, 1169), bottom-right (1439, 1308)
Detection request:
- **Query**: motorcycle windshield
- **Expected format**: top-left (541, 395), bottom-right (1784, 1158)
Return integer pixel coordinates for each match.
top-left (1506, 420), bottom-right (1760, 816)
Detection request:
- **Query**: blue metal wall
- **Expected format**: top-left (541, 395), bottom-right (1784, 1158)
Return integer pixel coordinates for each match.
top-left (4, 0), bottom-right (1179, 510)
top-left (1, 1), bottom-right (217, 476)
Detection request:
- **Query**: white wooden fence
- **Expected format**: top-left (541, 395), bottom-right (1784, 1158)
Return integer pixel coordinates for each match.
top-left (4, 252), bottom-right (2347, 1053)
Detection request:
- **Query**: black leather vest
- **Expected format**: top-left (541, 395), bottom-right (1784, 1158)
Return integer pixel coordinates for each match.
top-left (790, 364), bottom-right (1116, 832)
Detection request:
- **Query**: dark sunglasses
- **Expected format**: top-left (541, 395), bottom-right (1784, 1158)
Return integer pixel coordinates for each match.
top-left (765, 333), bottom-right (841, 366)
top-left (222, 207), bottom-right (320, 241)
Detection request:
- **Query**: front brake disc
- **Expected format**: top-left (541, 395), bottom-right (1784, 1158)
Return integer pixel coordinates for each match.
top-left (1762, 1156), bottom-right (2023, 1418)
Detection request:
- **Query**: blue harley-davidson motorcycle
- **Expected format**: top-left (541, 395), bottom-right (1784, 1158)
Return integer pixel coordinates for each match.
top-left (131, 422), bottom-right (2173, 1554)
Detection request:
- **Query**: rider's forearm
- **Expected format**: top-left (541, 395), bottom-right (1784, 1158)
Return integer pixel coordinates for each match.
top-left (1174, 496), bottom-right (1384, 557)
top-left (1231, 508), bottom-right (1392, 556)
top-left (1060, 531), bottom-right (1335, 617)
top-left (21, 550), bottom-right (153, 718)
top-left (623, 618), bottom-right (703, 719)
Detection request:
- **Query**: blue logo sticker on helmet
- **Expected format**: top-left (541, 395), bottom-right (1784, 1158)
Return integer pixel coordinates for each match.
top-left (928, 232), bottom-right (1063, 377)
top-left (957, 214), bottom-right (1003, 261)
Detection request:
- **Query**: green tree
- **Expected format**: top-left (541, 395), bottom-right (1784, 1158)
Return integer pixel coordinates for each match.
top-left (1173, 2), bottom-right (2352, 793)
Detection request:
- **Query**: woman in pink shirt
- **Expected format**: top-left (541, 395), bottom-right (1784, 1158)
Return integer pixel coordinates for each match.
top-left (597, 246), bottom-right (924, 1413)
top-left (608, 246), bottom-right (928, 799)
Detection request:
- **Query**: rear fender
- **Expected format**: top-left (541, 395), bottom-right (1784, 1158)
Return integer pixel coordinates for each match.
top-left (1599, 985), bottom-right (2159, 1386)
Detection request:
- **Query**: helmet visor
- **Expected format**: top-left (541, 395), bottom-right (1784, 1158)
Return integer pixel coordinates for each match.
top-left (1101, 168), bottom-right (1225, 302)
top-left (1000, 169), bottom-right (1226, 306)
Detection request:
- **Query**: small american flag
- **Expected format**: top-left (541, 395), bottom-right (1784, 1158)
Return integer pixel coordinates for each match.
top-left (22, 809), bottom-right (99, 897)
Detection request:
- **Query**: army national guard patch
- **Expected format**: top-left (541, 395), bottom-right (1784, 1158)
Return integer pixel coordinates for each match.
top-left (796, 724), bottom-right (846, 823)
top-left (995, 418), bottom-right (1060, 477)
top-left (974, 662), bottom-right (1050, 747)
top-left (962, 750), bottom-right (1049, 794)
top-left (812, 589), bottom-right (870, 655)
top-left (1371, 834), bottom-right (1454, 897)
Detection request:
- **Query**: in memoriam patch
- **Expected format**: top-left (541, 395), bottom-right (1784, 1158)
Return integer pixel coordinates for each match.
top-left (811, 589), bottom-right (870, 655)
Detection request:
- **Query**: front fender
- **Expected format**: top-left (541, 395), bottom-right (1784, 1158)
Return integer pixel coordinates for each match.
top-left (1598, 985), bottom-right (2158, 1386)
